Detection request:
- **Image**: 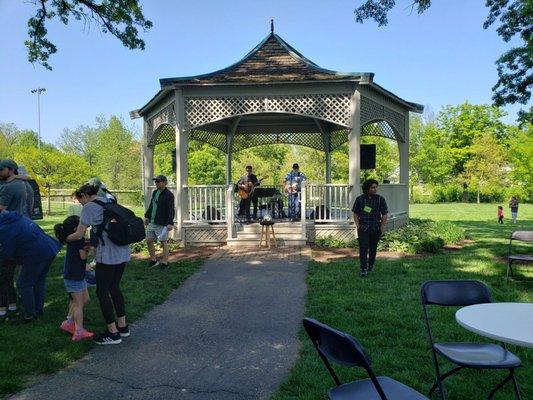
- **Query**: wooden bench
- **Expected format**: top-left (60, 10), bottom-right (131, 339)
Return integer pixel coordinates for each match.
top-left (507, 231), bottom-right (533, 281)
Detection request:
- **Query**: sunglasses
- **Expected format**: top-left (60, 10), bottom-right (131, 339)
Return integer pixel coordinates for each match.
top-left (154, 180), bottom-right (163, 183)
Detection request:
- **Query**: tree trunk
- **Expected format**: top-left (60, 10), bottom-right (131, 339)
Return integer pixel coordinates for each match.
top-left (46, 184), bottom-right (51, 216)
top-left (462, 182), bottom-right (469, 202)
top-left (477, 188), bottom-right (480, 204)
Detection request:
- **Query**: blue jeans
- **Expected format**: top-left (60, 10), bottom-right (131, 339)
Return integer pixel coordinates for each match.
top-left (288, 193), bottom-right (300, 219)
top-left (17, 257), bottom-right (53, 318)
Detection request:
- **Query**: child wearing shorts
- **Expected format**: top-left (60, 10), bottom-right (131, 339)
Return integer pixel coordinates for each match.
top-left (54, 216), bottom-right (94, 341)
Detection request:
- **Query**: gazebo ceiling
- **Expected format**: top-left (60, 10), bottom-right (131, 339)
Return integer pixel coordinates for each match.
top-left (159, 33), bottom-right (372, 86)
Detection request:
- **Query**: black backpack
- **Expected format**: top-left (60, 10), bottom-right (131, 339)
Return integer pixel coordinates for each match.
top-left (92, 199), bottom-right (146, 246)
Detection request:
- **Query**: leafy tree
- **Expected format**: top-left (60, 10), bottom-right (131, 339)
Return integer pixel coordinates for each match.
top-left (437, 103), bottom-right (508, 176)
top-left (188, 143), bottom-right (225, 185)
top-left (94, 116), bottom-right (141, 189)
top-left (13, 130), bottom-right (39, 149)
top-left (25, 0), bottom-right (152, 70)
top-left (507, 124), bottom-right (533, 200)
top-left (233, 144), bottom-right (289, 185)
top-left (331, 144), bottom-right (349, 183)
top-left (0, 123), bottom-right (19, 159)
top-left (58, 125), bottom-right (100, 167)
top-left (153, 141), bottom-right (175, 181)
top-left (15, 147), bottom-right (89, 214)
top-left (354, 0), bottom-right (533, 123)
top-left (462, 133), bottom-right (507, 203)
top-left (413, 122), bottom-right (453, 186)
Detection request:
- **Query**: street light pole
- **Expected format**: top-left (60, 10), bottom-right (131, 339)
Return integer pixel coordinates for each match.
top-left (30, 87), bottom-right (46, 149)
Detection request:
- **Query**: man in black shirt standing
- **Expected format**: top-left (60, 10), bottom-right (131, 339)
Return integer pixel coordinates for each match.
top-left (352, 179), bottom-right (388, 277)
top-left (237, 166), bottom-right (259, 223)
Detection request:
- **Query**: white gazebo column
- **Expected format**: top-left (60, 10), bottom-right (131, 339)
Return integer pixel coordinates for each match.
top-left (399, 113), bottom-right (409, 185)
top-left (226, 117), bottom-right (240, 186)
top-left (141, 120), bottom-right (154, 211)
top-left (174, 89), bottom-right (188, 241)
top-left (348, 90), bottom-right (361, 206)
top-left (399, 111), bottom-right (410, 220)
top-left (325, 151), bottom-right (332, 183)
top-left (316, 119), bottom-right (332, 183)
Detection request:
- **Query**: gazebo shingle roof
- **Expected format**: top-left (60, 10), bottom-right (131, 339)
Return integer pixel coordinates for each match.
top-left (159, 33), bottom-right (373, 86)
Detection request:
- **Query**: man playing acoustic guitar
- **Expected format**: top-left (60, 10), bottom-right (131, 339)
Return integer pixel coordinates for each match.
top-left (237, 165), bottom-right (260, 223)
top-left (284, 163), bottom-right (306, 222)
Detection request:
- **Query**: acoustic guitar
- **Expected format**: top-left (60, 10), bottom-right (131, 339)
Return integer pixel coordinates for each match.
top-left (284, 176), bottom-right (301, 194)
top-left (238, 176), bottom-right (268, 199)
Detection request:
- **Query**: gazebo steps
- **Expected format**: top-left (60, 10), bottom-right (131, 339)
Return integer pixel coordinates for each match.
top-left (226, 238), bottom-right (307, 247)
top-left (227, 221), bottom-right (306, 246)
top-left (236, 221), bottom-right (308, 234)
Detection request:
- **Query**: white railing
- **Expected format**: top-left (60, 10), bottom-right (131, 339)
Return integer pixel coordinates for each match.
top-left (300, 183), bottom-right (307, 239)
top-left (148, 183), bottom-right (408, 229)
top-left (377, 184), bottom-right (408, 216)
top-left (185, 185), bottom-right (227, 223)
top-left (226, 184), bottom-right (235, 237)
top-left (305, 184), bottom-right (351, 222)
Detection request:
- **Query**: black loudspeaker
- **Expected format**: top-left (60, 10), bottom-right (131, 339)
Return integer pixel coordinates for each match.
top-left (171, 148), bottom-right (176, 173)
top-left (360, 144), bottom-right (376, 169)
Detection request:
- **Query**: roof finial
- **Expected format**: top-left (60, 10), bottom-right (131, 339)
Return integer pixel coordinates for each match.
top-left (271, 19), bottom-right (274, 34)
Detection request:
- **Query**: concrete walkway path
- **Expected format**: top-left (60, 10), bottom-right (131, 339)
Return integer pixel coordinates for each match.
top-left (11, 247), bottom-right (309, 400)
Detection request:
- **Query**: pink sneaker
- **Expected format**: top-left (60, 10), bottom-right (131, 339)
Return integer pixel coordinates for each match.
top-left (72, 329), bottom-right (94, 341)
top-left (60, 320), bottom-right (75, 335)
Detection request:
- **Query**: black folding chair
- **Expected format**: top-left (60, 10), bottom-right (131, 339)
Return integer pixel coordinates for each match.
top-left (507, 231), bottom-right (533, 281)
top-left (420, 280), bottom-right (522, 399)
top-left (303, 318), bottom-right (428, 400)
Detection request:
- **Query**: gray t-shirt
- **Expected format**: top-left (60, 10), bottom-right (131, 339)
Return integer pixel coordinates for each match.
top-left (80, 198), bottom-right (131, 265)
top-left (0, 179), bottom-right (28, 215)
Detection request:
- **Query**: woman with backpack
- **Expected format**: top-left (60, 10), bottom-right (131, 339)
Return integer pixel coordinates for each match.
top-left (66, 183), bottom-right (131, 344)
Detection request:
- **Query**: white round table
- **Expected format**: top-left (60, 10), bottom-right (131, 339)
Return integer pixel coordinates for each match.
top-left (456, 303), bottom-right (533, 348)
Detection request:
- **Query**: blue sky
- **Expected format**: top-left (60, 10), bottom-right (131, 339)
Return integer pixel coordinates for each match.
top-left (0, 0), bottom-right (525, 144)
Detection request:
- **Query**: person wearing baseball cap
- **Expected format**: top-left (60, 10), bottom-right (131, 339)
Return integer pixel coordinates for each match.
top-left (144, 175), bottom-right (174, 268)
top-left (284, 163), bottom-right (306, 221)
top-left (0, 159), bottom-right (35, 320)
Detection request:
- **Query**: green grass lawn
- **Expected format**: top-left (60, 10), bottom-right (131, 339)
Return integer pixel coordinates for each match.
top-left (0, 207), bottom-right (201, 398)
top-left (272, 203), bottom-right (533, 400)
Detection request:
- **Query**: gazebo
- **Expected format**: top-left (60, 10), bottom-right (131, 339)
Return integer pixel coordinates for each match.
top-left (131, 27), bottom-right (423, 245)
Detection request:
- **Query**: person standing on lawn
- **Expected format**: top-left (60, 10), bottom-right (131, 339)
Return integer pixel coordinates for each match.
top-left (0, 210), bottom-right (61, 323)
top-left (497, 205), bottom-right (504, 224)
top-left (54, 215), bottom-right (94, 341)
top-left (144, 175), bottom-right (175, 268)
top-left (509, 196), bottom-right (519, 224)
top-left (0, 159), bottom-right (34, 319)
top-left (352, 179), bottom-right (388, 278)
top-left (67, 184), bottom-right (131, 345)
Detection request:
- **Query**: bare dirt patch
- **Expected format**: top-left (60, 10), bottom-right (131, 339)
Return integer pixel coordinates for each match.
top-left (131, 245), bottom-right (221, 263)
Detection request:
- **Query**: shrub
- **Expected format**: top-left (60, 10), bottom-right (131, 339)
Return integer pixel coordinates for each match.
top-left (381, 218), bottom-right (465, 254)
top-left (315, 235), bottom-right (349, 248)
top-left (130, 239), bottom-right (181, 254)
top-left (433, 184), bottom-right (463, 202)
top-left (314, 219), bottom-right (465, 254)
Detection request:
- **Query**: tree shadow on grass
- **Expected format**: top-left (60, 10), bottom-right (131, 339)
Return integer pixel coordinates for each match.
top-left (288, 218), bottom-right (533, 400)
